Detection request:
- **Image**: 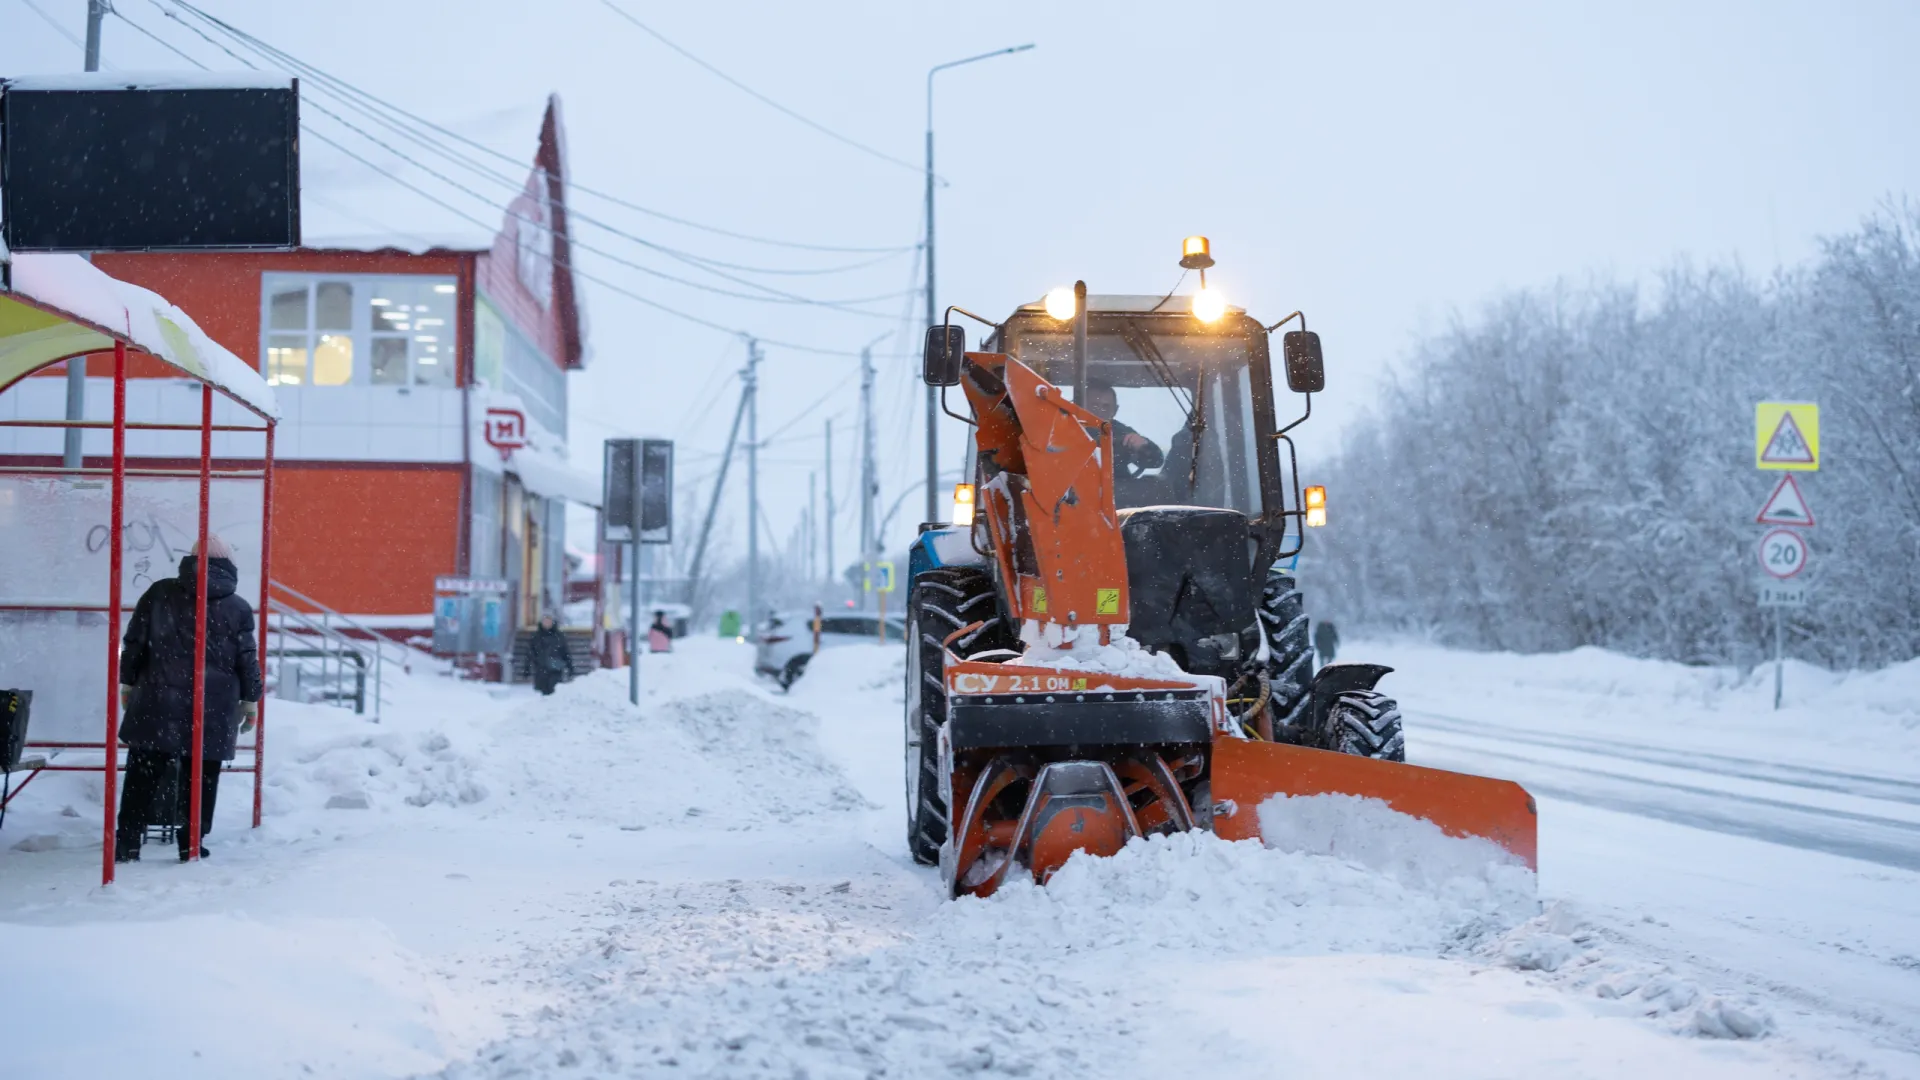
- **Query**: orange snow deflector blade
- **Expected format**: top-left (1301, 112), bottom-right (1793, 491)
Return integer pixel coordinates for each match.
top-left (1210, 736), bottom-right (1539, 870)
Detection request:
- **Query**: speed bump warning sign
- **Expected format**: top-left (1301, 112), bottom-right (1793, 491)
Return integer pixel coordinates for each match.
top-left (1756, 402), bottom-right (1819, 471)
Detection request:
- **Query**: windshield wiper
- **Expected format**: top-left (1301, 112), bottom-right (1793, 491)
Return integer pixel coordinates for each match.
top-left (1117, 320), bottom-right (1194, 419)
top-left (1117, 319), bottom-right (1206, 494)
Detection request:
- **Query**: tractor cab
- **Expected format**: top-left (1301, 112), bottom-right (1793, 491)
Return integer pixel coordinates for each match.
top-left (987, 296), bottom-right (1279, 519)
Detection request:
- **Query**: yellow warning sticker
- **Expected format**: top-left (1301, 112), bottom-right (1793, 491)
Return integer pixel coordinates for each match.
top-left (1096, 588), bottom-right (1120, 615)
top-left (1756, 402), bottom-right (1819, 471)
top-left (1031, 586), bottom-right (1048, 614)
top-left (1072, 678), bottom-right (1087, 690)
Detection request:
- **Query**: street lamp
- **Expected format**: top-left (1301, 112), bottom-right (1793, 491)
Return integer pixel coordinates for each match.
top-left (924, 43), bottom-right (1035, 526)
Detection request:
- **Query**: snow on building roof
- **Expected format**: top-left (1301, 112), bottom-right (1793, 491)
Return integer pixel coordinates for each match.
top-left (0, 253), bottom-right (279, 419)
top-left (294, 99), bottom-right (547, 255)
top-left (1, 71), bottom-right (295, 92)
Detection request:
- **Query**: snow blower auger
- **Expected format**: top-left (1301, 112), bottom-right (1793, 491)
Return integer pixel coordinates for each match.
top-left (904, 243), bottom-right (1537, 899)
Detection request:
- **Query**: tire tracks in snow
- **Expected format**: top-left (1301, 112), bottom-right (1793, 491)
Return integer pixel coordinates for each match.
top-left (1407, 711), bottom-right (1920, 872)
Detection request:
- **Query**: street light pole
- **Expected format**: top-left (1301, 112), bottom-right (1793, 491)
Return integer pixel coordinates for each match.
top-left (924, 43), bottom-right (1034, 527)
top-left (66, 0), bottom-right (110, 471)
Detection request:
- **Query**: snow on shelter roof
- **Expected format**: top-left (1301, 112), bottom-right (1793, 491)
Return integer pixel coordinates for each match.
top-left (0, 253), bottom-right (279, 419)
top-left (1, 71), bottom-right (295, 92)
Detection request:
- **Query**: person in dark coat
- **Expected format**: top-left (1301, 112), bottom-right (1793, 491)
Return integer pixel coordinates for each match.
top-left (116, 534), bottom-right (262, 862)
top-left (1314, 620), bottom-right (1340, 666)
top-left (528, 613), bottom-right (573, 695)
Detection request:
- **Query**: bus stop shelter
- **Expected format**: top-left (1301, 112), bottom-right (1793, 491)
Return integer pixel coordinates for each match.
top-left (0, 252), bottom-right (279, 885)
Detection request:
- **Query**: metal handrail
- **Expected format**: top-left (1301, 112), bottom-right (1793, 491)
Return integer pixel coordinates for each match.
top-left (267, 596), bottom-right (386, 719)
top-left (268, 580), bottom-right (411, 669)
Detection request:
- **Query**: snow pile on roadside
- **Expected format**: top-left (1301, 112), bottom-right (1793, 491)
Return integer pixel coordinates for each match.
top-left (1487, 902), bottom-right (1773, 1040)
top-left (1257, 792), bottom-right (1532, 894)
top-left (262, 698), bottom-right (490, 817)
top-left (960, 821), bottom-right (1535, 959)
top-left (262, 652), bottom-right (866, 830)
top-left (481, 667), bottom-right (869, 828)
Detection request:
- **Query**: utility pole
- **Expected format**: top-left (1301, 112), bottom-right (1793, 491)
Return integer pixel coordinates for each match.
top-left (924, 44), bottom-right (1034, 527)
top-left (66, 1), bottom-right (110, 471)
top-left (923, 121), bottom-right (939, 528)
top-left (808, 471), bottom-right (818, 582)
top-left (859, 343), bottom-right (878, 610)
top-left (823, 418), bottom-right (835, 585)
top-left (687, 372), bottom-right (750, 595)
top-left (745, 339), bottom-right (762, 630)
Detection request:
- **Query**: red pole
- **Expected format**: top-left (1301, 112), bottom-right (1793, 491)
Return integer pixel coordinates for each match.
top-left (188, 384), bottom-right (212, 862)
top-left (254, 423), bottom-right (273, 828)
top-left (102, 343), bottom-right (127, 887)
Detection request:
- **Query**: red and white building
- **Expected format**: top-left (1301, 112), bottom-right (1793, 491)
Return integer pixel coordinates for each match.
top-left (0, 96), bottom-right (600, 637)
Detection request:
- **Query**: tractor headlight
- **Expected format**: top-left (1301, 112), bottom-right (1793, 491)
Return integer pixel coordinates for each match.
top-left (1043, 286), bottom-right (1077, 322)
top-left (952, 482), bottom-right (977, 526)
top-left (1192, 284), bottom-right (1228, 323)
top-left (1304, 485), bottom-right (1327, 527)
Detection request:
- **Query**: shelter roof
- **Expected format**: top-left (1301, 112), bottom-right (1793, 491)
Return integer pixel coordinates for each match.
top-left (0, 253), bottom-right (279, 418)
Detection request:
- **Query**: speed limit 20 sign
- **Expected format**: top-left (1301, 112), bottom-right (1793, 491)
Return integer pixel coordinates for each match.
top-left (1758, 528), bottom-right (1808, 579)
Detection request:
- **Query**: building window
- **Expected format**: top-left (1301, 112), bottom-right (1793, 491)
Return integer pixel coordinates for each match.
top-left (260, 274), bottom-right (458, 388)
top-left (474, 293), bottom-right (566, 435)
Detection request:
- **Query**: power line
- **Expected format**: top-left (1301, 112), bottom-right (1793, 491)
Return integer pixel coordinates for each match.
top-left (596, 0), bottom-right (926, 177)
top-left (131, 5), bottom-right (907, 319)
top-left (14, 0), bottom-right (84, 50)
top-left (160, 0), bottom-right (917, 256)
top-left (121, 4), bottom-right (920, 359)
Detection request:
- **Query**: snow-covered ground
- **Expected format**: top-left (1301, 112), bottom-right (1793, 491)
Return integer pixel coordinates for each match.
top-left (1, 636), bottom-right (1914, 1078)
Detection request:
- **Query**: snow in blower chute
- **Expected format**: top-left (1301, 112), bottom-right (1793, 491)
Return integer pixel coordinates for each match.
top-left (904, 238), bottom-right (1537, 898)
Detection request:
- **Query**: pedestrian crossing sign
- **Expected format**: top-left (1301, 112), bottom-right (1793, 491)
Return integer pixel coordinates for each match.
top-left (1755, 402), bottom-right (1818, 471)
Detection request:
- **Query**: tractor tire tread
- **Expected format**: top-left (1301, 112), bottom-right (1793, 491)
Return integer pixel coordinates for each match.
top-left (906, 567), bottom-right (1018, 867)
top-left (1326, 690), bottom-right (1406, 762)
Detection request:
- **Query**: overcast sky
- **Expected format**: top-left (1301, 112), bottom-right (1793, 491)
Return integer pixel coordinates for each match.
top-left (4, 0), bottom-right (1914, 567)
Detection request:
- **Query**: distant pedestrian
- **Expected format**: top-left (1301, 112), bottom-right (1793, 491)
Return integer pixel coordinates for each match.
top-left (528, 614), bottom-right (574, 696)
top-left (648, 610), bottom-right (674, 653)
top-left (1314, 620), bottom-right (1340, 666)
top-left (116, 534), bottom-right (261, 863)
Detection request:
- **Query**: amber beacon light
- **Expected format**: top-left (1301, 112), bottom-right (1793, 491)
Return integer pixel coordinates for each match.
top-left (952, 482), bottom-right (977, 526)
top-left (1304, 485), bottom-right (1327, 527)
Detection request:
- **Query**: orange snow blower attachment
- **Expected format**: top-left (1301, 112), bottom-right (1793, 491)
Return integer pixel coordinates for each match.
top-left (1211, 736), bottom-right (1538, 869)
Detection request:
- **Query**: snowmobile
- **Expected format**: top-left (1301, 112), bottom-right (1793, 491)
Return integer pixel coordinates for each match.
top-left (904, 238), bottom-right (1537, 898)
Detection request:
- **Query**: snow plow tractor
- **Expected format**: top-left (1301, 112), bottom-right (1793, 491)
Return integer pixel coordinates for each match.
top-left (905, 239), bottom-right (1537, 898)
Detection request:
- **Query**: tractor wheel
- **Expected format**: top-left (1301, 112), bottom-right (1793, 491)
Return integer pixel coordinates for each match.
top-left (1260, 568), bottom-right (1313, 728)
top-left (905, 566), bottom-right (1018, 866)
top-left (1324, 690), bottom-right (1407, 762)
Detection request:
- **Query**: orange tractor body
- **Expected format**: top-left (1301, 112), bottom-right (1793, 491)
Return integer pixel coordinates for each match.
top-left (904, 272), bottom-right (1535, 898)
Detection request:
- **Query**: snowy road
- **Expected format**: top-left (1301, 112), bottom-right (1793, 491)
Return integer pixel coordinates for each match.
top-left (1411, 709), bottom-right (1920, 871)
top-left (3, 638), bottom-right (1916, 1078)
top-left (1375, 641), bottom-right (1920, 1076)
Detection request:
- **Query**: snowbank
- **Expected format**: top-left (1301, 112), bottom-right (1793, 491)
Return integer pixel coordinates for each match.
top-left (1257, 792), bottom-right (1532, 894)
top-left (1362, 638), bottom-right (1920, 771)
top-left (1487, 902), bottom-right (1773, 1040)
top-left (955, 826), bottom-right (1536, 957)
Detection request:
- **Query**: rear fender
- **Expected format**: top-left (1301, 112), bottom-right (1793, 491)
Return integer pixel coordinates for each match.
top-left (1308, 661), bottom-right (1392, 732)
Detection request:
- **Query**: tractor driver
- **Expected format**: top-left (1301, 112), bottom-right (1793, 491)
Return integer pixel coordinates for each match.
top-left (1085, 382), bottom-right (1167, 506)
top-left (1085, 382), bottom-right (1165, 478)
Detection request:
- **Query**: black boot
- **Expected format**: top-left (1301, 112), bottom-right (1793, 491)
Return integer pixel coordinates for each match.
top-left (114, 831), bottom-right (142, 863)
top-left (177, 843), bottom-right (210, 862)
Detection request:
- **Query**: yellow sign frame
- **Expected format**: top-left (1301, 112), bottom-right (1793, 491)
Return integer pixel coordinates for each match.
top-left (1755, 402), bottom-right (1819, 471)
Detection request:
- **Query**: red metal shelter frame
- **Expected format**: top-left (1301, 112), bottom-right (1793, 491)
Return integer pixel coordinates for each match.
top-left (0, 336), bottom-right (276, 886)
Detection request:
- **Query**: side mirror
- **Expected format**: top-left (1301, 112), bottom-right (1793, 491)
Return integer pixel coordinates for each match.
top-left (923, 324), bottom-right (965, 387)
top-left (1282, 330), bottom-right (1325, 393)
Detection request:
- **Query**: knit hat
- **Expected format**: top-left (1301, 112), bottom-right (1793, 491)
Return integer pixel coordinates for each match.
top-left (192, 534), bottom-right (235, 560)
